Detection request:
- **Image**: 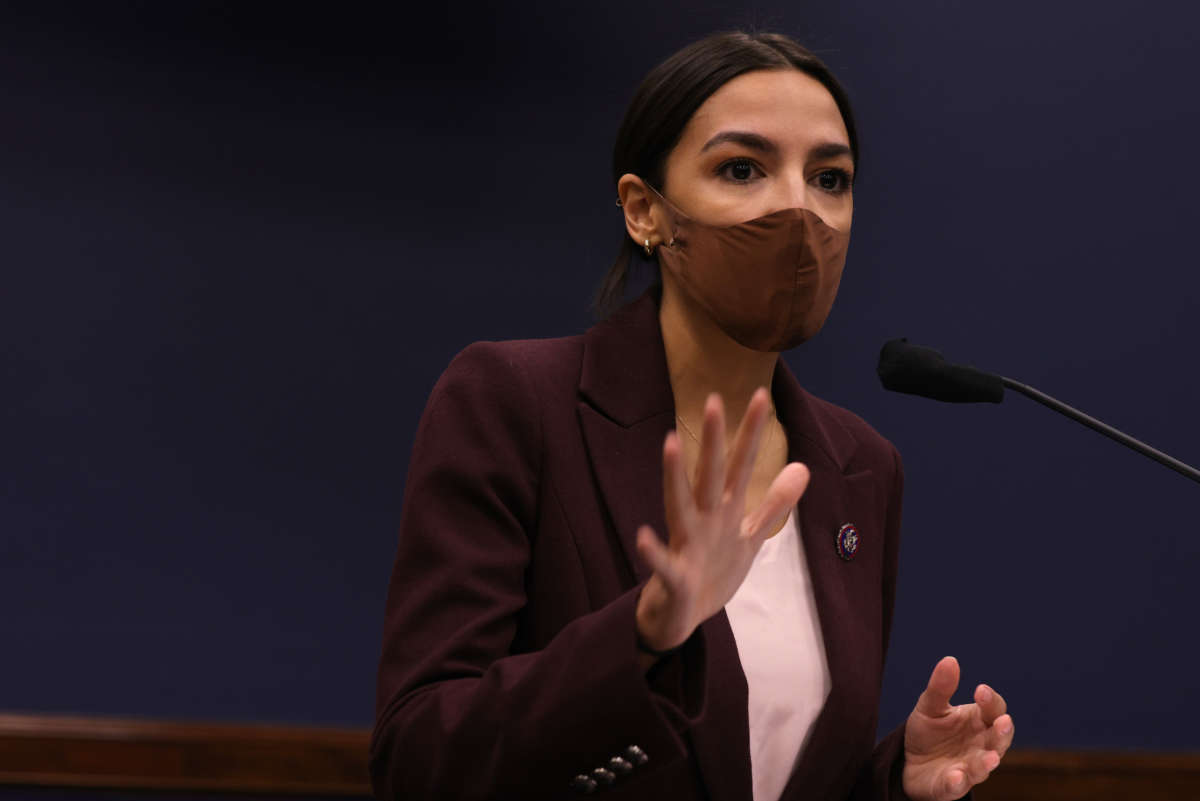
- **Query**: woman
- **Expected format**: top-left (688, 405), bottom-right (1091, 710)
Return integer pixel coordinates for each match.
top-left (371, 30), bottom-right (1014, 801)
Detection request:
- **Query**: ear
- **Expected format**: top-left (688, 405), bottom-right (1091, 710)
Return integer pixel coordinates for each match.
top-left (617, 173), bottom-right (672, 251)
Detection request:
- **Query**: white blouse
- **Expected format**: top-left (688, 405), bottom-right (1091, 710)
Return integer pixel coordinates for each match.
top-left (724, 508), bottom-right (832, 801)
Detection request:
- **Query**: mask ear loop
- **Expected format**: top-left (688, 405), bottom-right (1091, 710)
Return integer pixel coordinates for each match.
top-left (641, 179), bottom-right (680, 249)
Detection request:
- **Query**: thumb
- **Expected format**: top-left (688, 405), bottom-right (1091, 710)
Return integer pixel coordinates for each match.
top-left (914, 656), bottom-right (960, 718)
top-left (744, 463), bottom-right (810, 538)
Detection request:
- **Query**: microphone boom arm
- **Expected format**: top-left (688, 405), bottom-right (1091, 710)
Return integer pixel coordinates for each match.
top-left (1000, 376), bottom-right (1200, 485)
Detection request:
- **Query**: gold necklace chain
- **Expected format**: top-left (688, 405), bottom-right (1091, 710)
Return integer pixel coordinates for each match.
top-left (674, 408), bottom-right (779, 455)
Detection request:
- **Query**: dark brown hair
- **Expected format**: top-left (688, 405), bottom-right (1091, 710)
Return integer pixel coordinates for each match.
top-left (595, 30), bottom-right (859, 317)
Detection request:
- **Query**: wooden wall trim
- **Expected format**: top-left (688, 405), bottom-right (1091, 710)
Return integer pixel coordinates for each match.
top-left (0, 713), bottom-right (371, 796)
top-left (975, 749), bottom-right (1200, 801)
top-left (1, 713), bottom-right (1198, 800)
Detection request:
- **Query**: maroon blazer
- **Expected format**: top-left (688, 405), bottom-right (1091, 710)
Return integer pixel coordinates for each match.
top-left (371, 289), bottom-right (918, 801)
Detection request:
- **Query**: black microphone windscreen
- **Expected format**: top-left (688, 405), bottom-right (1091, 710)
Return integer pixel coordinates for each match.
top-left (877, 339), bottom-right (1005, 403)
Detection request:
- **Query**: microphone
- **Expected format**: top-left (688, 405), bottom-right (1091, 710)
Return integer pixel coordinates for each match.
top-left (877, 338), bottom-right (1200, 485)
top-left (877, 338), bottom-right (1004, 403)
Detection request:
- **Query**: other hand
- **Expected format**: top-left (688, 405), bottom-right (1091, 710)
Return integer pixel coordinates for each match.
top-left (902, 656), bottom-right (1014, 801)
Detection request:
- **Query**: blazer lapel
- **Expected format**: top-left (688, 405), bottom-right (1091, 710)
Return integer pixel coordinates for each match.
top-left (576, 403), bottom-right (673, 584)
top-left (577, 290), bottom-right (677, 585)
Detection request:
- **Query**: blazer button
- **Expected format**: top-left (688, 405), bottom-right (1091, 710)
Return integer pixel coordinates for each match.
top-left (592, 767), bottom-right (616, 785)
top-left (608, 756), bottom-right (633, 775)
top-left (624, 745), bottom-right (649, 766)
top-left (570, 774), bottom-right (597, 794)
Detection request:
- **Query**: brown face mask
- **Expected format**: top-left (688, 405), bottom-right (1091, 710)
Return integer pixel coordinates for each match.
top-left (648, 183), bottom-right (850, 352)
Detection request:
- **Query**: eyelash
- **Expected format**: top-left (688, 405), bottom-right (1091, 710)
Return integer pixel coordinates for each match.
top-left (816, 168), bottom-right (855, 195)
top-left (716, 158), bottom-right (765, 184)
top-left (715, 158), bottom-right (855, 195)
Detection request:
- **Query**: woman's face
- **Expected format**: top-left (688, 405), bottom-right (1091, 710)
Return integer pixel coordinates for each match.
top-left (653, 68), bottom-right (854, 235)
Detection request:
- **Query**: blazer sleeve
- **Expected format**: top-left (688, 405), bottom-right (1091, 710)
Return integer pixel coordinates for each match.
top-left (846, 448), bottom-right (971, 801)
top-left (370, 342), bottom-right (707, 801)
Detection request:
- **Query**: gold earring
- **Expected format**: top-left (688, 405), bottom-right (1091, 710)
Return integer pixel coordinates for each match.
top-left (643, 238), bottom-right (654, 256)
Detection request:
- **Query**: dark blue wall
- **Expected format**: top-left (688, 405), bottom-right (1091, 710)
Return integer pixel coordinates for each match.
top-left (3, 0), bottom-right (1197, 753)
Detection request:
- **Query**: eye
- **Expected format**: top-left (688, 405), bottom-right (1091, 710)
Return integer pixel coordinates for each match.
top-left (716, 158), bottom-right (763, 184)
top-left (814, 168), bottom-right (854, 194)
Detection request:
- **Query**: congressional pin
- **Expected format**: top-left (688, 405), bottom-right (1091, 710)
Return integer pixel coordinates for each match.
top-left (835, 523), bottom-right (860, 561)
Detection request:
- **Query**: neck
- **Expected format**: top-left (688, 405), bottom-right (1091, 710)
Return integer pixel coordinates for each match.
top-left (658, 280), bottom-right (780, 434)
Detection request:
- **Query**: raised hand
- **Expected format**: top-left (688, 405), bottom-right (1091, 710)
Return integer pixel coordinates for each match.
top-left (902, 656), bottom-right (1015, 801)
top-left (633, 388), bottom-right (810, 653)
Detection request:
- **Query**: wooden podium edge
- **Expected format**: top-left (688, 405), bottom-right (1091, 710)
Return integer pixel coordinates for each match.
top-left (975, 748), bottom-right (1200, 801)
top-left (1, 712), bottom-right (1198, 799)
top-left (0, 712), bottom-right (372, 796)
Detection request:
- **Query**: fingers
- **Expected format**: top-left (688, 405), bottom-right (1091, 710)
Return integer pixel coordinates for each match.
top-left (974, 682), bottom-right (1014, 758)
top-left (974, 683), bottom-right (1008, 727)
top-left (744, 462), bottom-right (810, 539)
top-left (914, 656), bottom-right (960, 718)
top-left (987, 713), bottom-right (1015, 759)
top-left (934, 753), bottom-right (997, 799)
top-left (965, 748), bottom-right (1001, 786)
top-left (910, 673), bottom-right (1012, 799)
top-left (940, 766), bottom-right (970, 799)
top-left (692, 394), bottom-right (726, 511)
top-left (725, 387), bottom-right (770, 500)
top-left (935, 721), bottom-right (1010, 798)
top-left (661, 432), bottom-right (692, 541)
top-left (636, 525), bottom-right (682, 587)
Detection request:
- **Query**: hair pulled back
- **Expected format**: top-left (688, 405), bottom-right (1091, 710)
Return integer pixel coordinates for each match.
top-left (596, 30), bottom-right (859, 317)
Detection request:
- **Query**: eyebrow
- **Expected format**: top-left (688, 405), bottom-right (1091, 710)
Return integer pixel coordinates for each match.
top-left (699, 130), bottom-right (779, 154)
top-left (698, 130), bottom-right (854, 163)
top-left (809, 142), bottom-right (854, 163)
